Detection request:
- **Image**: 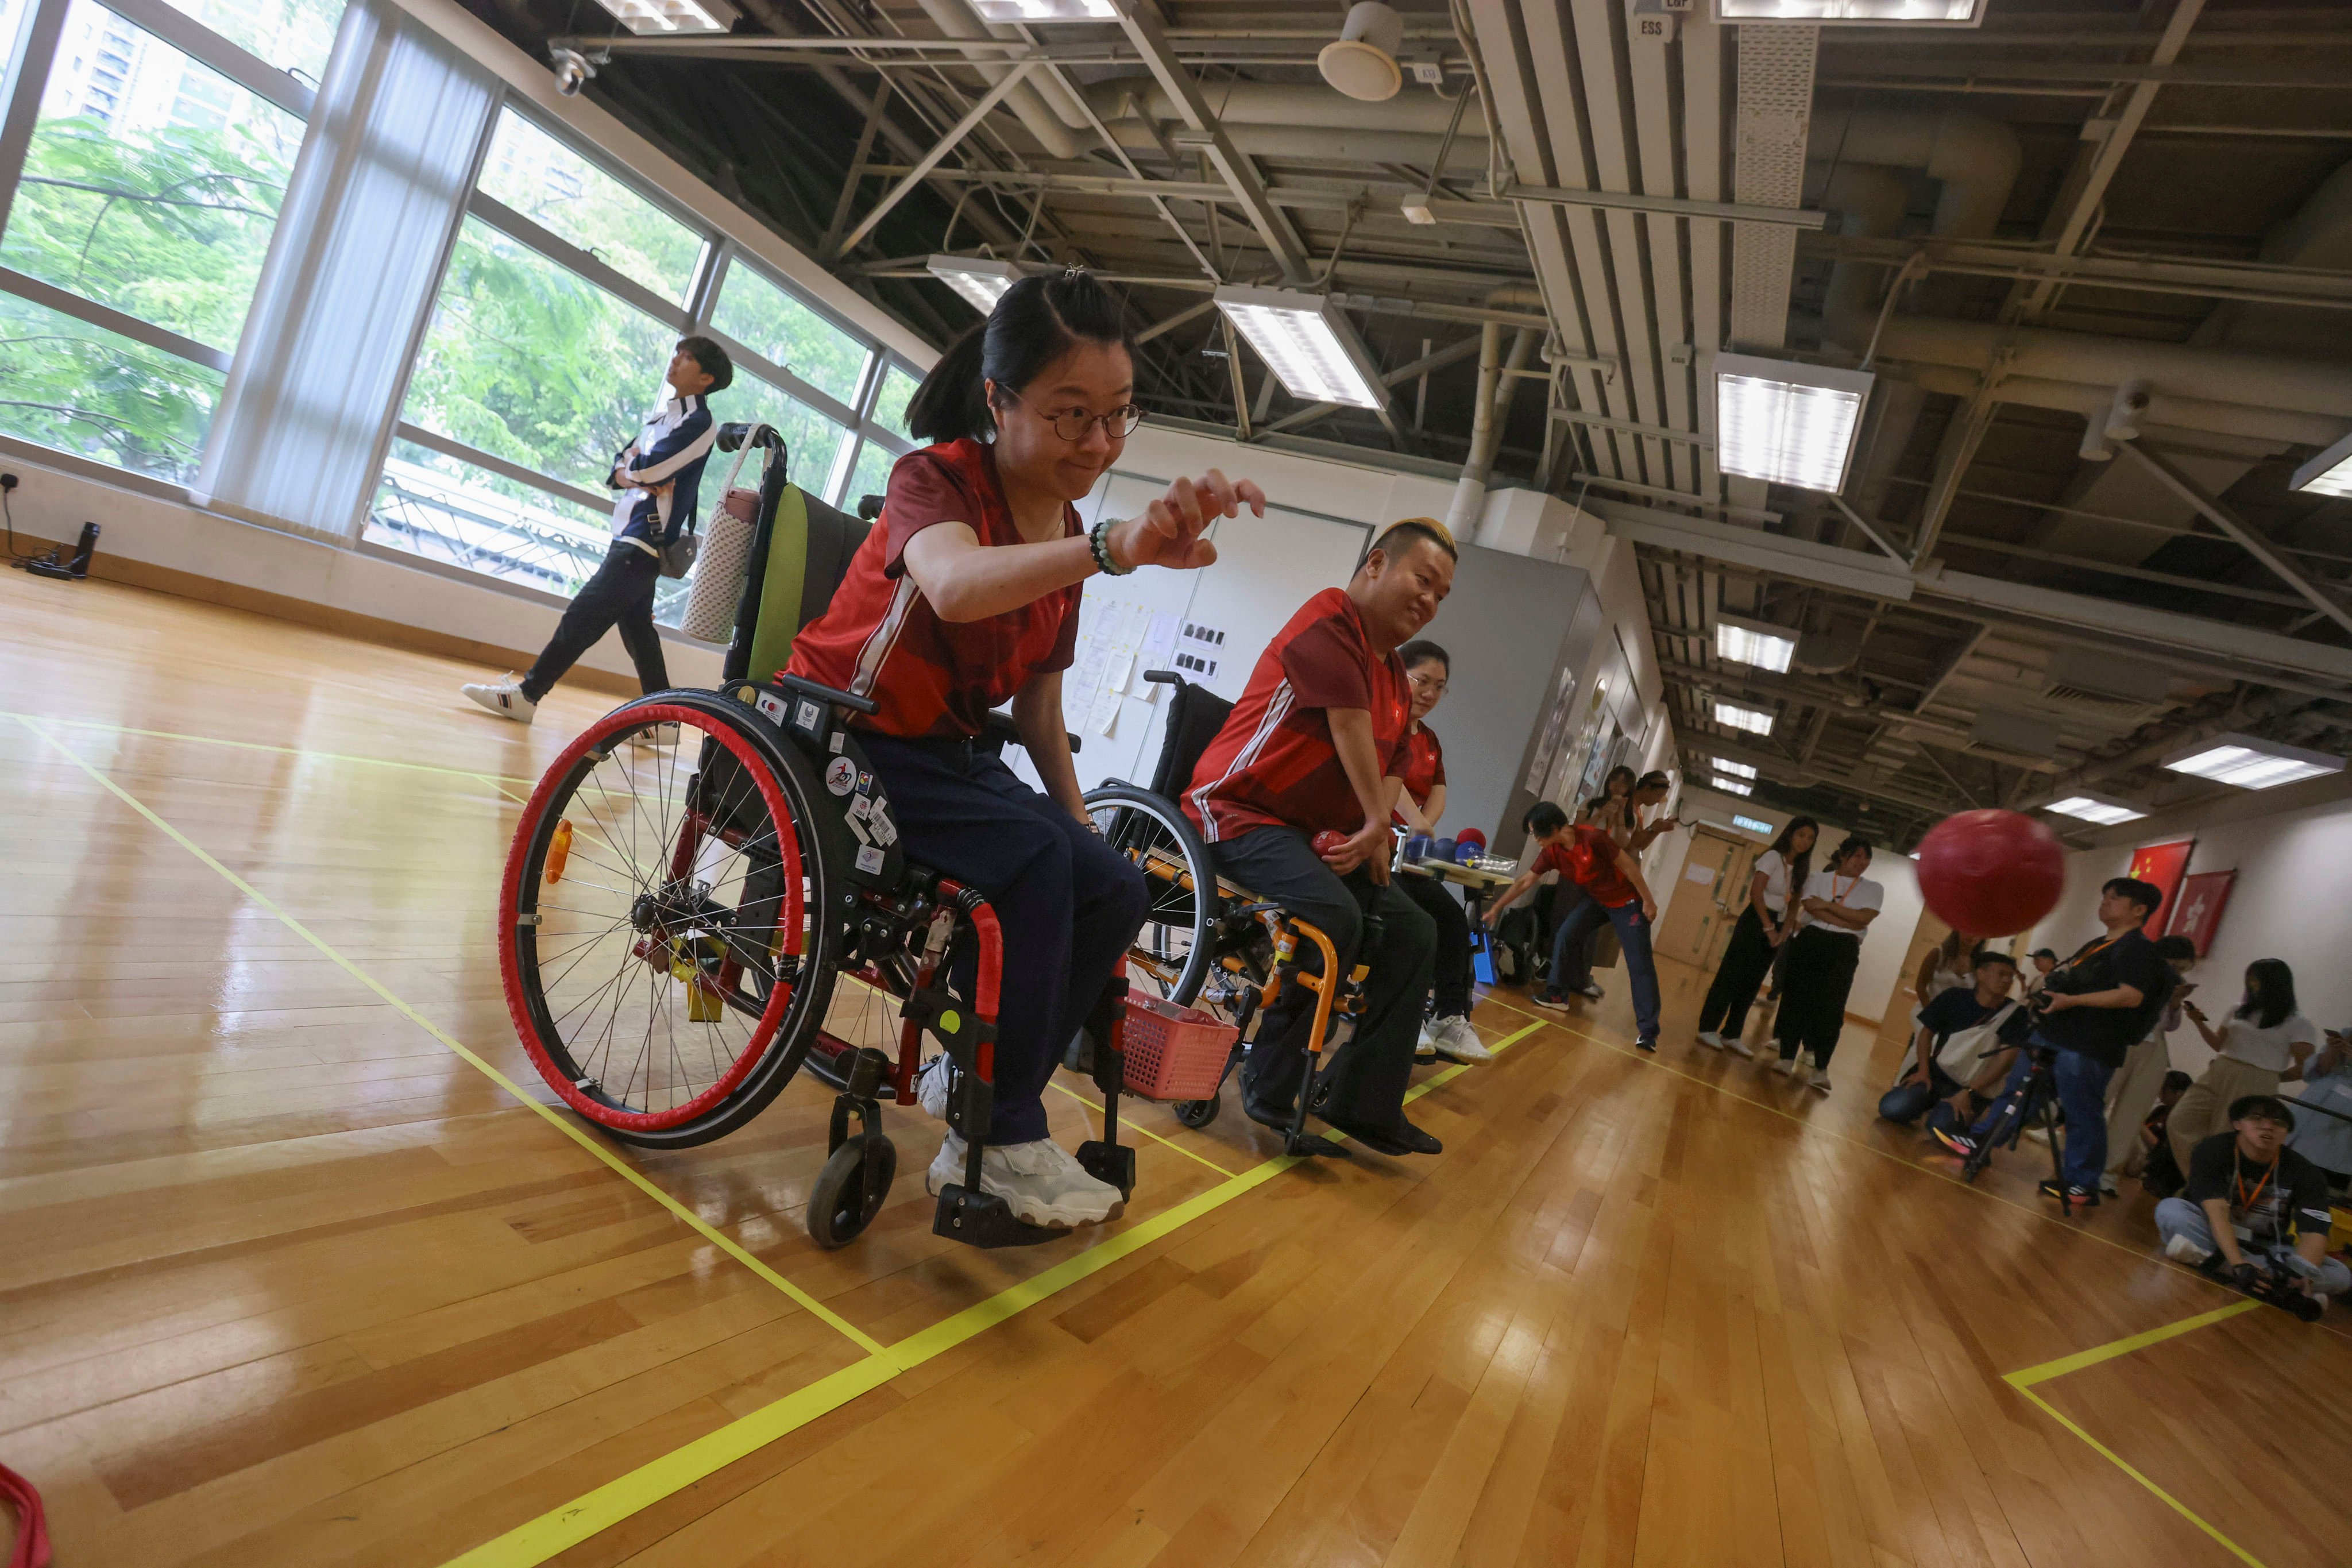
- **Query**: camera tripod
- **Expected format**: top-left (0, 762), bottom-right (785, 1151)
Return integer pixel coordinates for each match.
top-left (1958, 1048), bottom-right (2083, 1214)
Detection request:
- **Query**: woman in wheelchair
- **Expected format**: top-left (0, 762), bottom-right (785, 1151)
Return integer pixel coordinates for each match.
top-left (780, 268), bottom-right (1265, 1229)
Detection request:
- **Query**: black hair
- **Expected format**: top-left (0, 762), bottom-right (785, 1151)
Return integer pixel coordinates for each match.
top-left (1971, 945), bottom-right (2016, 970)
top-left (2102, 876), bottom-right (2164, 920)
top-left (1524, 801), bottom-right (1570, 837)
top-left (2153, 934), bottom-right (2199, 964)
top-left (1767, 815), bottom-right (1818, 893)
top-left (2161, 1069), bottom-right (2194, 1095)
top-left (2229, 1093), bottom-right (2297, 1129)
top-left (676, 334), bottom-right (733, 393)
top-left (904, 268), bottom-right (1133, 444)
top-left (1830, 833), bottom-right (1873, 867)
top-left (1635, 770), bottom-right (1671, 793)
top-left (2030, 948), bottom-right (2057, 961)
top-left (1368, 517), bottom-right (1458, 565)
top-left (2236, 958), bottom-right (2298, 1030)
top-left (1399, 639), bottom-right (1450, 673)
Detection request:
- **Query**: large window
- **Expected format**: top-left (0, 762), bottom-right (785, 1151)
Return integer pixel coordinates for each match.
top-left (0, 0), bottom-right (332, 480)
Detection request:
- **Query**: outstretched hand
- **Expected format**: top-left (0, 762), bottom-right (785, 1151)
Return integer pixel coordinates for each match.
top-left (1112, 469), bottom-right (1265, 571)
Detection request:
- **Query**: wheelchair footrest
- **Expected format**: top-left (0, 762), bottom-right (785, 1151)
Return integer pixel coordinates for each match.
top-left (1075, 1139), bottom-right (1136, 1200)
top-left (932, 1184), bottom-right (1062, 1249)
top-left (1284, 1131), bottom-right (1350, 1158)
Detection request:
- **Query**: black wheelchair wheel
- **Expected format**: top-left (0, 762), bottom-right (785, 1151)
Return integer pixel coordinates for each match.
top-left (500, 689), bottom-right (839, 1149)
top-left (1084, 783), bottom-right (1219, 1006)
top-left (1172, 1092), bottom-right (1221, 1130)
top-left (807, 1132), bottom-right (896, 1248)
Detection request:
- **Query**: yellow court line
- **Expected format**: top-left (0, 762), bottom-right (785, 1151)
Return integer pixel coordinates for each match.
top-left (17, 716), bottom-right (886, 1359)
top-left (443, 1018), bottom-right (1546, 1566)
top-left (2, 709), bottom-right (542, 787)
top-left (1048, 1079), bottom-right (1236, 1177)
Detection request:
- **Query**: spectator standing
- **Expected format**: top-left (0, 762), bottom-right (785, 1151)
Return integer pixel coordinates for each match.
top-left (2168, 959), bottom-right (2322, 1172)
top-left (1879, 948), bottom-right (2032, 1125)
top-left (1696, 816), bottom-right (1817, 1057)
top-left (1389, 640), bottom-right (1492, 1066)
top-left (1483, 802), bottom-right (1664, 1051)
top-left (2157, 1095), bottom-right (2349, 1306)
top-left (463, 338), bottom-right (733, 723)
top-left (1912, 929), bottom-right (1979, 1010)
top-left (2288, 1032), bottom-right (2352, 1191)
top-left (2100, 933), bottom-right (2198, 1194)
top-left (1771, 835), bottom-right (1884, 1092)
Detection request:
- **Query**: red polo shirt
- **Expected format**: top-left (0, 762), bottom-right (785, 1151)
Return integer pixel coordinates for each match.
top-left (1392, 724), bottom-right (1445, 825)
top-left (1183, 587), bottom-right (1409, 842)
top-left (1531, 825), bottom-right (1638, 908)
top-left (783, 439), bottom-right (1079, 739)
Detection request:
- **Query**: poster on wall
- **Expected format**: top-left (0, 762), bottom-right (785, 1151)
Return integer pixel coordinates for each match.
top-left (1523, 665), bottom-right (1583, 795)
top-left (2128, 839), bottom-right (2196, 934)
top-left (2168, 870), bottom-right (2236, 956)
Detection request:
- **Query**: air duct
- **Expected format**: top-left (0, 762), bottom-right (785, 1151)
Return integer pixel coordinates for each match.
top-left (1443, 321), bottom-right (1535, 536)
top-left (913, 0), bottom-right (1082, 159)
top-left (1874, 320), bottom-right (2352, 422)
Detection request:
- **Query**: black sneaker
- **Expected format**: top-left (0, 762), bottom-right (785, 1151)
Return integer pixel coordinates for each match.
top-left (1634, 1037), bottom-right (1658, 1053)
top-left (2037, 1179), bottom-right (2100, 1208)
top-left (1930, 1126), bottom-right (1978, 1158)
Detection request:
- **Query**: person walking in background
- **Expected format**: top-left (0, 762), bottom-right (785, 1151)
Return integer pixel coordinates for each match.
top-left (1389, 640), bottom-right (1491, 1066)
top-left (2100, 934), bottom-right (2199, 1195)
top-left (2167, 959), bottom-right (2322, 1172)
top-left (462, 337), bottom-right (734, 724)
top-left (1771, 835), bottom-right (1884, 1092)
top-left (1696, 816), bottom-right (1816, 1057)
top-left (1484, 802), bottom-right (1664, 1051)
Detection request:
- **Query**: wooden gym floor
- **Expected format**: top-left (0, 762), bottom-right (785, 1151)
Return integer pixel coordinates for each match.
top-left (3, 569), bottom-right (2349, 1568)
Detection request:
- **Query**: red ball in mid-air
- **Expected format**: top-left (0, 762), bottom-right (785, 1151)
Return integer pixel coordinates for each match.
top-left (1914, 809), bottom-right (2065, 937)
top-left (1312, 830), bottom-right (1347, 856)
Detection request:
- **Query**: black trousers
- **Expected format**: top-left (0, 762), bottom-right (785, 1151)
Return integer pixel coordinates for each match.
top-left (1775, 925), bottom-right (1862, 1065)
top-left (1697, 906), bottom-right (1778, 1038)
top-left (1208, 826), bottom-right (1434, 1128)
top-left (523, 542), bottom-right (670, 701)
top-left (1395, 870), bottom-right (1474, 1018)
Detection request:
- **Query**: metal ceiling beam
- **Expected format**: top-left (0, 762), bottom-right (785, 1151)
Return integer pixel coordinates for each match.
top-left (1797, 233), bottom-right (2352, 312)
top-left (2115, 442), bottom-right (2352, 640)
top-left (835, 64), bottom-right (1038, 256)
top-left (1689, 735), bottom-right (1968, 820)
top-left (1500, 180), bottom-right (1827, 230)
top-left (858, 167), bottom-right (1523, 229)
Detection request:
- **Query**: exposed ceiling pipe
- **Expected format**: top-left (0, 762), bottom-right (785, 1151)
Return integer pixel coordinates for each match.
top-left (1870, 318), bottom-right (2352, 421)
top-left (1085, 79), bottom-right (1463, 132)
top-left (1095, 120), bottom-right (1481, 170)
top-left (1904, 367), bottom-right (2351, 449)
top-left (2027, 689), bottom-right (2313, 806)
top-left (1443, 321), bottom-right (1504, 536)
top-left (912, 0), bottom-right (1082, 160)
top-left (1818, 164), bottom-right (1907, 354)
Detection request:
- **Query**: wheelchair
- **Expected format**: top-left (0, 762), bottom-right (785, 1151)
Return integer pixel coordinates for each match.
top-left (496, 422), bottom-right (1139, 1252)
top-left (1080, 671), bottom-right (1388, 1158)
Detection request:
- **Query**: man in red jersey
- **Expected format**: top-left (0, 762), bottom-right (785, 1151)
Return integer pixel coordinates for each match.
top-left (1184, 519), bottom-right (1455, 1156)
top-left (1480, 801), bottom-right (1663, 1051)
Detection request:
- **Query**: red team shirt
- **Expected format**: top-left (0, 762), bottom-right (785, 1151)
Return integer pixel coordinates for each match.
top-left (784, 439), bottom-right (1080, 738)
top-left (1184, 587), bottom-right (1410, 843)
top-left (1392, 724), bottom-right (1445, 825)
top-left (1531, 824), bottom-right (1639, 908)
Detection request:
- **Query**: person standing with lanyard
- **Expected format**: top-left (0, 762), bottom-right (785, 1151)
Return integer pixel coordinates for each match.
top-left (1696, 816), bottom-right (1816, 1057)
top-left (1771, 835), bottom-right (1883, 1092)
top-left (1389, 640), bottom-right (1492, 1066)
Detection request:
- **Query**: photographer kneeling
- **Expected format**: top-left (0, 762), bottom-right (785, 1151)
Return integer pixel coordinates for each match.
top-left (2156, 1095), bottom-right (2349, 1314)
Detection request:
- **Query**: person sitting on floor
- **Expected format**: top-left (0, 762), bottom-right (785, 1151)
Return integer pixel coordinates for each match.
top-left (2157, 1094), bottom-right (2350, 1310)
top-left (1183, 519), bottom-right (1456, 1157)
top-left (1879, 948), bottom-right (2032, 1127)
top-left (1480, 801), bottom-right (1663, 1052)
top-left (2137, 1069), bottom-right (2195, 1198)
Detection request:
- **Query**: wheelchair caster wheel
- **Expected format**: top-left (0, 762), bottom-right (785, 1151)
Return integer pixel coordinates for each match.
top-left (1172, 1093), bottom-right (1220, 1130)
top-left (807, 1132), bottom-right (895, 1249)
top-left (1076, 1139), bottom-right (1136, 1200)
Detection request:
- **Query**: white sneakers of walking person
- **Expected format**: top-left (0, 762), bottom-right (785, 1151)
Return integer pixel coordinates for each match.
top-left (912, 1053), bottom-right (1122, 1227)
top-left (1701, 1028), bottom-right (1762, 1060)
top-left (462, 675), bottom-right (536, 724)
top-left (1773, 1053), bottom-right (1832, 1091)
top-left (1428, 1015), bottom-right (1492, 1064)
top-left (1697, 1030), bottom-right (1724, 1051)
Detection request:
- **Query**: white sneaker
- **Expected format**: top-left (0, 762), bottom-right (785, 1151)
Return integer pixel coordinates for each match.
top-left (1805, 1054), bottom-right (1831, 1094)
top-left (2164, 1233), bottom-right (2212, 1266)
top-left (914, 1053), bottom-right (952, 1119)
top-left (1415, 1019), bottom-right (1441, 1060)
top-left (1697, 1030), bottom-right (1724, 1051)
top-left (462, 675), bottom-right (536, 724)
top-left (1432, 1016), bottom-right (1493, 1064)
top-left (1573, 979), bottom-right (1605, 1002)
top-left (924, 1131), bottom-right (1123, 1228)
top-left (1772, 1056), bottom-right (1797, 1078)
top-left (1723, 1034), bottom-right (1756, 1059)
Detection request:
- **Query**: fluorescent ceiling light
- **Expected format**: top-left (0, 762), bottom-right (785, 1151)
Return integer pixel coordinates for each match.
top-left (1713, 701), bottom-right (1775, 736)
top-left (2045, 793), bottom-right (2146, 827)
top-left (1714, 614), bottom-right (1796, 673)
top-left (1714, 352), bottom-right (1874, 492)
top-left (1712, 776), bottom-right (1754, 797)
top-left (926, 254), bottom-right (1022, 312)
top-left (2162, 732), bottom-right (2345, 791)
top-left (1710, 756), bottom-right (1756, 779)
top-left (590, 0), bottom-right (736, 34)
top-left (970, 0), bottom-right (1117, 17)
top-left (2290, 431), bottom-right (2352, 500)
top-left (1213, 285), bottom-right (1386, 410)
top-left (1732, 814), bottom-right (1773, 835)
top-left (1714, 0), bottom-right (1982, 21)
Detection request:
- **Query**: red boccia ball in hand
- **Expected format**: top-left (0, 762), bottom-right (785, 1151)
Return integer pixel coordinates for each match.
top-left (1914, 809), bottom-right (2065, 937)
top-left (1312, 830), bottom-right (1347, 857)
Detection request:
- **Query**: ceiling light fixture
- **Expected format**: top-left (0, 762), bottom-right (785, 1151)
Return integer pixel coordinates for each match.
top-left (1213, 285), bottom-right (1386, 410)
top-left (1714, 613), bottom-right (1797, 673)
top-left (2289, 431), bottom-right (2352, 500)
top-left (1714, 352), bottom-right (1874, 493)
top-left (1710, 756), bottom-right (1757, 779)
top-left (1712, 776), bottom-right (1755, 797)
top-left (589, 0), bottom-right (737, 34)
top-left (1713, 700), bottom-right (1775, 736)
top-left (926, 254), bottom-right (1022, 312)
top-left (1733, 813), bottom-right (1774, 835)
top-left (2044, 793), bottom-right (2147, 827)
top-left (969, 0), bottom-right (1118, 18)
top-left (2162, 732), bottom-right (2345, 791)
top-left (1713, 0), bottom-right (1983, 22)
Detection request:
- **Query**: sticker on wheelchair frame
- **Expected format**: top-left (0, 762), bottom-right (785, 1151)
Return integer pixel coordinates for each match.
top-left (869, 805), bottom-right (898, 847)
top-left (824, 756), bottom-right (857, 796)
top-left (855, 845), bottom-right (886, 875)
top-left (845, 812), bottom-right (871, 847)
top-left (754, 691), bottom-right (786, 725)
top-left (848, 793), bottom-right (871, 821)
top-left (828, 730), bottom-right (845, 754)
top-left (795, 698), bottom-right (822, 731)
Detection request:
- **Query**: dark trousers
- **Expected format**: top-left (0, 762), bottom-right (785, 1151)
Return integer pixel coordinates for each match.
top-left (1966, 1036), bottom-right (2116, 1189)
top-left (1697, 906), bottom-right (1779, 1038)
top-left (1396, 871), bottom-right (1474, 1018)
top-left (523, 542), bottom-right (670, 701)
top-left (1878, 1063), bottom-right (1963, 1125)
top-left (860, 733), bottom-right (1147, 1144)
top-left (1544, 895), bottom-right (1661, 1042)
top-left (1775, 926), bottom-right (1861, 1065)
top-left (1209, 827), bottom-right (1434, 1128)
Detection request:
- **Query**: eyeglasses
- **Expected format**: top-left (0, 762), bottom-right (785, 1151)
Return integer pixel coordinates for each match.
top-left (1003, 388), bottom-right (1145, 442)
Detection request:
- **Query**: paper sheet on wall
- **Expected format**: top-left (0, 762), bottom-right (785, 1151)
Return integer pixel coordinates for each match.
top-left (1107, 651), bottom-right (1136, 695)
top-left (1684, 864), bottom-right (1716, 886)
top-left (1087, 692), bottom-right (1119, 737)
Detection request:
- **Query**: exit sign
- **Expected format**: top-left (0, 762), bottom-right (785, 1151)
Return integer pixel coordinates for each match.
top-left (1733, 814), bottom-right (1772, 836)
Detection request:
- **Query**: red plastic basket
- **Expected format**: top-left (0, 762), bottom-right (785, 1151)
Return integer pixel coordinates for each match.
top-left (1120, 992), bottom-right (1234, 1101)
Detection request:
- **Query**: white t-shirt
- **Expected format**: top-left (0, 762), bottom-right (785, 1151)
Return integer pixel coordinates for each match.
top-left (2218, 1011), bottom-right (2323, 1073)
top-left (1799, 869), bottom-right (1883, 940)
top-left (1751, 849), bottom-right (1792, 913)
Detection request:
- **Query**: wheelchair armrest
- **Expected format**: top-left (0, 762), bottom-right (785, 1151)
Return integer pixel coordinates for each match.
top-left (717, 420), bottom-right (781, 454)
top-left (773, 670), bottom-right (880, 717)
top-left (982, 709), bottom-right (1080, 756)
top-left (1142, 670), bottom-right (1179, 686)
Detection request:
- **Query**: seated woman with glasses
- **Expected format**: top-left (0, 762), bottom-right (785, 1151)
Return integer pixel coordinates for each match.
top-left (783, 269), bottom-right (1266, 1230)
top-left (1389, 640), bottom-right (1492, 1067)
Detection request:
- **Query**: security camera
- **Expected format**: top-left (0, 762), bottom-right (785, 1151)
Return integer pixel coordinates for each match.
top-left (551, 48), bottom-right (595, 97)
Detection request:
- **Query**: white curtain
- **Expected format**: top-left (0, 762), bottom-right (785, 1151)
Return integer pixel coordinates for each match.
top-left (194, 0), bottom-right (497, 540)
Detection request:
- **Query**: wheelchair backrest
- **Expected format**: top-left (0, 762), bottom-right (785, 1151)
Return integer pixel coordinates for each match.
top-left (1146, 675), bottom-right (1236, 800)
top-left (726, 477), bottom-right (871, 685)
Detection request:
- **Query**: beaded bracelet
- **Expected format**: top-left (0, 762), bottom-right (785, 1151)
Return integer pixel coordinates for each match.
top-left (1090, 515), bottom-right (1132, 576)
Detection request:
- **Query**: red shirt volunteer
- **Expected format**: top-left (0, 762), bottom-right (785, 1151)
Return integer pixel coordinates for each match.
top-left (1184, 587), bottom-right (1410, 843)
top-left (1531, 824), bottom-right (1639, 907)
top-left (784, 439), bottom-right (1080, 737)
top-left (1392, 725), bottom-right (1445, 825)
